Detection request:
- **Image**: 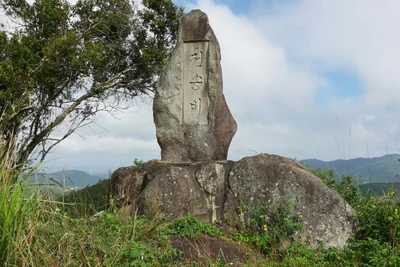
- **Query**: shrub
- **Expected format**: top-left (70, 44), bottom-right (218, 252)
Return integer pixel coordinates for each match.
top-left (164, 214), bottom-right (224, 239)
top-left (355, 190), bottom-right (400, 245)
top-left (235, 199), bottom-right (303, 257)
top-left (337, 175), bottom-right (362, 206)
top-left (310, 167), bottom-right (336, 189)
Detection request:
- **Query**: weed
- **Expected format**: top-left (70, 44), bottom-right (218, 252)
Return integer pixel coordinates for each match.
top-left (337, 174), bottom-right (362, 206)
top-left (134, 158), bottom-right (144, 166)
top-left (235, 198), bottom-right (303, 257)
top-left (356, 190), bottom-right (400, 245)
top-left (0, 176), bottom-right (33, 265)
top-left (310, 167), bottom-right (336, 189)
top-left (165, 214), bottom-right (224, 239)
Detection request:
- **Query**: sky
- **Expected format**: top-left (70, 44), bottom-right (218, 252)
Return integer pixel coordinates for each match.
top-left (6, 0), bottom-right (400, 172)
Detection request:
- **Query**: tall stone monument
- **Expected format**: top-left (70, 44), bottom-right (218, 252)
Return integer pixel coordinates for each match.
top-left (153, 10), bottom-right (237, 162)
top-left (110, 10), bottom-right (357, 251)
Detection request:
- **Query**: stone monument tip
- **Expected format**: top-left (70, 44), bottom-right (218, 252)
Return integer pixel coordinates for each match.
top-left (181, 9), bottom-right (211, 42)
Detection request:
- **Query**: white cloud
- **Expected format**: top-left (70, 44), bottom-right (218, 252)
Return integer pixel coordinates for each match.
top-left (226, 0), bottom-right (400, 160)
top-left (56, 133), bottom-right (158, 155)
top-left (257, 0), bottom-right (400, 107)
top-left (45, 0), bottom-right (400, 170)
top-left (193, 0), bottom-right (319, 111)
top-left (48, 99), bottom-right (159, 154)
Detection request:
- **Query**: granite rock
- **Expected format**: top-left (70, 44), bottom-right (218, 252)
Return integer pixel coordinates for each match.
top-left (153, 10), bottom-right (237, 162)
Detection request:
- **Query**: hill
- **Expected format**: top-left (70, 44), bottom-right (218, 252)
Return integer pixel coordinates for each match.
top-left (301, 154), bottom-right (400, 183)
top-left (60, 179), bottom-right (110, 216)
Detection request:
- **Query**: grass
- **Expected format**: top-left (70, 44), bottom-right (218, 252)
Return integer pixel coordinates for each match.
top-left (0, 175), bottom-right (32, 265)
top-left (1, 165), bottom-right (400, 266)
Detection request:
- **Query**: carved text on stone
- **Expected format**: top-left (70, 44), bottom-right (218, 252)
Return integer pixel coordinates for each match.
top-left (182, 42), bottom-right (209, 125)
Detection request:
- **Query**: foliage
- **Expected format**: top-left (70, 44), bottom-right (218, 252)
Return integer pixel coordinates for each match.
top-left (276, 241), bottom-right (332, 267)
top-left (134, 157), bottom-right (144, 166)
top-left (235, 199), bottom-right (303, 257)
top-left (343, 237), bottom-right (400, 267)
top-left (337, 174), bottom-right (363, 206)
top-left (0, 175), bottom-right (33, 264)
top-left (164, 214), bottom-right (224, 239)
top-left (83, 212), bottom-right (180, 266)
top-left (311, 167), bottom-right (362, 205)
top-left (355, 190), bottom-right (400, 245)
top-left (0, 182), bottom-right (181, 266)
top-left (0, 0), bottom-right (183, 178)
top-left (60, 178), bottom-right (109, 216)
top-left (310, 167), bottom-right (336, 189)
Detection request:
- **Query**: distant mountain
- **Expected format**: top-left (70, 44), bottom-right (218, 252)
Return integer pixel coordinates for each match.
top-left (30, 170), bottom-right (105, 188)
top-left (301, 154), bottom-right (400, 184)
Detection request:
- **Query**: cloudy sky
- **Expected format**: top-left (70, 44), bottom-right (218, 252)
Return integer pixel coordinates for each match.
top-left (40, 0), bottom-right (400, 172)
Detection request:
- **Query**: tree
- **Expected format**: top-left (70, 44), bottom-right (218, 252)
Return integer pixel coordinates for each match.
top-left (0, 0), bottom-right (182, 178)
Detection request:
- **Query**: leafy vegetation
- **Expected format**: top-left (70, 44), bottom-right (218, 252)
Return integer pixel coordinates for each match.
top-left (0, 176), bottom-right (33, 264)
top-left (0, 0), bottom-right (183, 178)
top-left (134, 157), bottom-right (144, 166)
top-left (310, 167), bottom-right (336, 189)
top-left (234, 198), bottom-right (303, 258)
top-left (60, 179), bottom-right (110, 216)
top-left (164, 214), bottom-right (224, 239)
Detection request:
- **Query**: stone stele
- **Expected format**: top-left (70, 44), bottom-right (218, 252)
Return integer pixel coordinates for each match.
top-left (153, 9), bottom-right (237, 162)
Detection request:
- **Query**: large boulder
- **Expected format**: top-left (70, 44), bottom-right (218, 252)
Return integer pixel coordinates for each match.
top-left (153, 9), bottom-right (237, 162)
top-left (109, 161), bottom-right (161, 207)
top-left (224, 154), bottom-right (357, 248)
top-left (110, 161), bottom-right (234, 222)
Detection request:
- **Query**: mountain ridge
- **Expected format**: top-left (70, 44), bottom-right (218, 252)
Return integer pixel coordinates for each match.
top-left (30, 170), bottom-right (105, 188)
top-left (301, 154), bottom-right (400, 183)
top-left (33, 154), bottom-right (400, 188)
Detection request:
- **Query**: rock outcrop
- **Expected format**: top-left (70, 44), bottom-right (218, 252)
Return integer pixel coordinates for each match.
top-left (110, 161), bottom-right (234, 222)
top-left (153, 10), bottom-right (237, 162)
top-left (110, 154), bottom-right (357, 249)
top-left (224, 154), bottom-right (357, 249)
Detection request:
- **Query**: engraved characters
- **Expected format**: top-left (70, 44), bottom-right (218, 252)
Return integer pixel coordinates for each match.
top-left (183, 42), bottom-right (209, 125)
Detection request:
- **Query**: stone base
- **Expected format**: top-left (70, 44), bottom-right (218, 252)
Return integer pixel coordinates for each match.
top-left (109, 154), bottom-right (357, 249)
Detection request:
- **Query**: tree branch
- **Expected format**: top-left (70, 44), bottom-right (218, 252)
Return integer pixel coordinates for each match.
top-left (18, 90), bottom-right (95, 166)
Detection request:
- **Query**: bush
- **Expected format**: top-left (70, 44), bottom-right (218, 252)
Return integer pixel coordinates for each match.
top-left (235, 198), bottom-right (303, 257)
top-left (337, 175), bottom-right (363, 206)
top-left (310, 167), bottom-right (336, 189)
top-left (355, 190), bottom-right (400, 245)
top-left (164, 214), bottom-right (224, 239)
top-left (60, 179), bottom-right (110, 217)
